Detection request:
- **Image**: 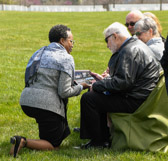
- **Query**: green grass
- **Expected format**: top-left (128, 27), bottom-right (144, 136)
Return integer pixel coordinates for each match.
top-left (0, 10), bottom-right (168, 160)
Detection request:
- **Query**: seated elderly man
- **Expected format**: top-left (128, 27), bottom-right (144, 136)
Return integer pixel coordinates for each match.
top-left (79, 22), bottom-right (161, 149)
top-left (134, 17), bottom-right (164, 61)
top-left (97, 10), bottom-right (144, 78)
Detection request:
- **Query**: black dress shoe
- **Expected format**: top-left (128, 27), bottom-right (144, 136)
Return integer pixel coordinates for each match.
top-left (104, 140), bottom-right (111, 148)
top-left (10, 136), bottom-right (27, 158)
top-left (73, 127), bottom-right (80, 132)
top-left (81, 140), bottom-right (110, 149)
top-left (81, 140), bottom-right (93, 149)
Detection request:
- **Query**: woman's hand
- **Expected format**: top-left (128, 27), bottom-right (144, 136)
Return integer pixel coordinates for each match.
top-left (80, 82), bottom-right (91, 90)
top-left (89, 71), bottom-right (103, 81)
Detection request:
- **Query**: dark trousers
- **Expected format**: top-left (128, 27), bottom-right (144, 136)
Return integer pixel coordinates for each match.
top-left (80, 91), bottom-right (145, 142)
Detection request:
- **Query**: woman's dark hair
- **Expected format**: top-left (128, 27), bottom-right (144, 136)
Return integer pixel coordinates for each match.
top-left (49, 24), bottom-right (71, 43)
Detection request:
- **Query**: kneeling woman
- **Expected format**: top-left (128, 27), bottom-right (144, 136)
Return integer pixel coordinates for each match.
top-left (10, 24), bottom-right (90, 157)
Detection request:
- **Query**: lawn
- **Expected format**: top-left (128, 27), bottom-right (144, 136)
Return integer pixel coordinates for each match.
top-left (0, 10), bottom-right (168, 160)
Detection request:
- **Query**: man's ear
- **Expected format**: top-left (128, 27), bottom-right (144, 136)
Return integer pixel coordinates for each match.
top-left (113, 33), bottom-right (117, 39)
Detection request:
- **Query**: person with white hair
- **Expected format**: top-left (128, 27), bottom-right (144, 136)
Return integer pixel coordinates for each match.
top-left (94, 10), bottom-right (144, 78)
top-left (90, 10), bottom-right (144, 79)
top-left (134, 17), bottom-right (164, 61)
top-left (79, 22), bottom-right (161, 149)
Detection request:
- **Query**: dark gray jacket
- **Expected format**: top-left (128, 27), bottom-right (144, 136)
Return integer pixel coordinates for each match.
top-left (93, 36), bottom-right (161, 100)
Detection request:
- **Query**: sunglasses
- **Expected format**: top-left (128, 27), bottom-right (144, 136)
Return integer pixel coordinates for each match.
top-left (105, 33), bottom-right (114, 43)
top-left (125, 22), bottom-right (136, 27)
top-left (135, 31), bottom-right (145, 36)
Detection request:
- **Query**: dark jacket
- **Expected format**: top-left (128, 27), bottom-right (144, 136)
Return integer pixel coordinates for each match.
top-left (161, 35), bottom-right (168, 77)
top-left (93, 36), bottom-right (161, 100)
top-left (161, 35), bottom-right (168, 93)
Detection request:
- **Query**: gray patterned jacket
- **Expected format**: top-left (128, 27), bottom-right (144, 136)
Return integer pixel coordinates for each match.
top-left (20, 43), bottom-right (82, 118)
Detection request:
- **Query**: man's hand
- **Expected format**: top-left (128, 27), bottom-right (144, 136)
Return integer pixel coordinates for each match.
top-left (101, 67), bottom-right (110, 78)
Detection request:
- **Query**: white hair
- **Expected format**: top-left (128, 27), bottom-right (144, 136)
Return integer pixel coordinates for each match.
top-left (134, 17), bottom-right (159, 36)
top-left (104, 22), bottom-right (131, 38)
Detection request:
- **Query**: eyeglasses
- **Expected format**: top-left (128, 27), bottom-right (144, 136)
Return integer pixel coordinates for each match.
top-left (105, 33), bottom-right (114, 43)
top-left (70, 40), bottom-right (75, 45)
top-left (125, 22), bottom-right (136, 27)
top-left (135, 31), bottom-right (145, 36)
